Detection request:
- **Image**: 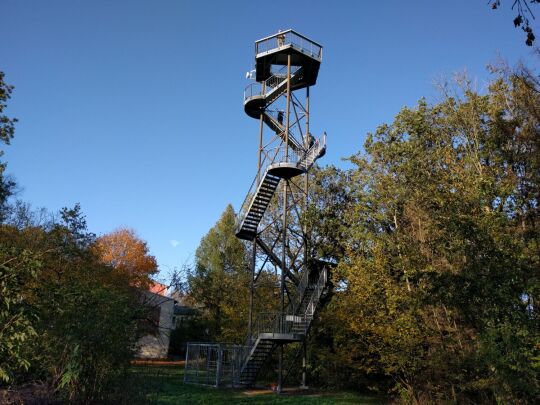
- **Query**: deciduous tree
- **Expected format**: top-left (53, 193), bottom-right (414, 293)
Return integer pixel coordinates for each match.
top-left (188, 204), bottom-right (251, 342)
top-left (0, 72), bottom-right (17, 222)
top-left (325, 62), bottom-right (540, 402)
top-left (489, 0), bottom-right (539, 45)
top-left (94, 227), bottom-right (158, 286)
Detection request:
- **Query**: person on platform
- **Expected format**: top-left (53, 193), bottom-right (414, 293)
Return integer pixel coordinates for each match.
top-left (277, 30), bottom-right (285, 47)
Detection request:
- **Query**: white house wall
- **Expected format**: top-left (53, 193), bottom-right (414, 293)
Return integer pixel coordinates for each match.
top-left (136, 291), bottom-right (175, 359)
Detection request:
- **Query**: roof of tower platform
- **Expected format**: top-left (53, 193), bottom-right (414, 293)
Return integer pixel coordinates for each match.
top-left (254, 29), bottom-right (322, 85)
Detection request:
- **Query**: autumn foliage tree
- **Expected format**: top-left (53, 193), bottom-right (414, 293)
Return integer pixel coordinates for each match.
top-left (94, 227), bottom-right (158, 287)
top-left (304, 62), bottom-right (539, 402)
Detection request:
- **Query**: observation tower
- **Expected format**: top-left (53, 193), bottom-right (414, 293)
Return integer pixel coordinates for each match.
top-left (185, 30), bottom-right (330, 392)
top-left (237, 29), bottom-right (330, 392)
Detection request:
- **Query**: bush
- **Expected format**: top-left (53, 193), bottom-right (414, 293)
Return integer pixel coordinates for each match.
top-left (0, 206), bottom-right (146, 402)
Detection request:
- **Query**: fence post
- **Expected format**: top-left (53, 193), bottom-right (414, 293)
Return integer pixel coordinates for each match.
top-left (216, 344), bottom-right (223, 387)
top-left (184, 343), bottom-right (190, 383)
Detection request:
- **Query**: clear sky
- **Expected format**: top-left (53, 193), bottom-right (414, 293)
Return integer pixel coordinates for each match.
top-left (1, 0), bottom-right (538, 280)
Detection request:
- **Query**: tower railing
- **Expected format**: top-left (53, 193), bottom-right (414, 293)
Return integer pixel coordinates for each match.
top-left (250, 266), bottom-right (328, 338)
top-left (244, 65), bottom-right (301, 103)
top-left (299, 132), bottom-right (326, 169)
top-left (266, 145), bottom-right (301, 165)
top-left (255, 29), bottom-right (323, 60)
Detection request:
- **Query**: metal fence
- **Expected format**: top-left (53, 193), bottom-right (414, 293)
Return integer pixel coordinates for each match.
top-left (184, 343), bottom-right (249, 387)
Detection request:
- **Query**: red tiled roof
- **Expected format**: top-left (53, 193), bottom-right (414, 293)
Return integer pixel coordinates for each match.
top-left (148, 281), bottom-right (168, 296)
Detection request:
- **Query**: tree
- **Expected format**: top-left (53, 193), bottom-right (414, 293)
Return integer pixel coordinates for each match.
top-left (188, 204), bottom-right (250, 342)
top-left (489, 0), bottom-right (539, 45)
top-left (93, 227), bottom-right (158, 287)
top-left (0, 72), bottom-right (17, 221)
top-left (0, 245), bottom-right (40, 383)
top-left (0, 204), bottom-right (144, 402)
top-left (0, 72), bottom-right (36, 385)
top-left (0, 70), bottom-right (146, 401)
top-left (305, 165), bottom-right (354, 263)
top-left (0, 71), bottom-right (16, 146)
top-left (325, 63), bottom-right (540, 402)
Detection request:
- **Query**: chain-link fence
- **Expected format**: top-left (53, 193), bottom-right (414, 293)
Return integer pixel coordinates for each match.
top-left (184, 343), bottom-right (249, 387)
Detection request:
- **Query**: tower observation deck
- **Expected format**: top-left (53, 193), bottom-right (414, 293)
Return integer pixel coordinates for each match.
top-left (184, 30), bottom-right (330, 392)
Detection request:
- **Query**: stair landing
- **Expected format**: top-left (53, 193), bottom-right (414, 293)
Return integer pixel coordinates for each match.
top-left (258, 332), bottom-right (303, 342)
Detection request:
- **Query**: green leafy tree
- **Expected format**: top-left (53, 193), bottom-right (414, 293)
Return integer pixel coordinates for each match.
top-left (0, 205), bottom-right (145, 402)
top-left (0, 72), bottom-right (37, 385)
top-left (0, 71), bottom-right (17, 222)
top-left (188, 205), bottom-right (251, 342)
top-left (0, 70), bottom-right (147, 402)
top-left (329, 64), bottom-right (540, 402)
top-left (0, 71), bottom-right (16, 146)
top-left (0, 247), bottom-right (40, 383)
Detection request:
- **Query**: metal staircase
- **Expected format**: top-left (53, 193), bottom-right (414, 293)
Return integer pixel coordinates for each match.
top-left (237, 265), bottom-right (329, 386)
top-left (235, 136), bottom-right (325, 241)
top-left (262, 113), bottom-right (304, 153)
top-left (235, 170), bottom-right (281, 241)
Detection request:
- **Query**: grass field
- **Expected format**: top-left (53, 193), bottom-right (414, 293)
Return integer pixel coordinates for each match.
top-left (130, 363), bottom-right (387, 404)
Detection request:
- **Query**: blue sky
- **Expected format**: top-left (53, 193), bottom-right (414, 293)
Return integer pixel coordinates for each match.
top-left (1, 0), bottom-right (538, 281)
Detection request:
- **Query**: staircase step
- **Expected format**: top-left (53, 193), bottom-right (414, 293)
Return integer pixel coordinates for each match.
top-left (259, 190), bottom-right (275, 196)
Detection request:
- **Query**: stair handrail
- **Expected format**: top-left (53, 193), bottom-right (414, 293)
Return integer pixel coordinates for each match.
top-left (299, 132), bottom-right (326, 170)
top-left (236, 142), bottom-right (307, 233)
top-left (286, 266), bottom-right (328, 335)
top-left (264, 66), bottom-right (302, 101)
top-left (237, 267), bottom-right (329, 383)
top-left (235, 153), bottom-right (270, 231)
top-left (244, 65), bottom-right (302, 104)
top-left (264, 65), bottom-right (289, 89)
top-left (287, 267), bottom-right (311, 316)
top-left (304, 266), bottom-right (328, 318)
top-left (250, 267), bottom-right (328, 337)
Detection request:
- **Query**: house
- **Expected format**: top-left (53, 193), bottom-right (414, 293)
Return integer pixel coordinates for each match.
top-left (136, 281), bottom-right (175, 359)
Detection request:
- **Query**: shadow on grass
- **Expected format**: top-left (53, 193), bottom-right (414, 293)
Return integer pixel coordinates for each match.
top-left (128, 364), bottom-right (386, 404)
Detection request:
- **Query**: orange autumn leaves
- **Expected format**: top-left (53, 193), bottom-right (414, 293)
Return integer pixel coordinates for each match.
top-left (93, 227), bottom-right (157, 287)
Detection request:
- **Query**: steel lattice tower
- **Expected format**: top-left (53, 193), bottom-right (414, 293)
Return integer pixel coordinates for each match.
top-left (235, 29), bottom-right (329, 391)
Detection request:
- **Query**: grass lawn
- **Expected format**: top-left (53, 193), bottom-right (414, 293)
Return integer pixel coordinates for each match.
top-left (129, 363), bottom-right (387, 404)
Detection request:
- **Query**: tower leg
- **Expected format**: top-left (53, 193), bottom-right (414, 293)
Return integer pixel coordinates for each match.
top-left (301, 340), bottom-right (308, 389)
top-left (247, 239), bottom-right (256, 343)
top-left (278, 344), bottom-right (283, 393)
top-left (278, 178), bottom-right (288, 394)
